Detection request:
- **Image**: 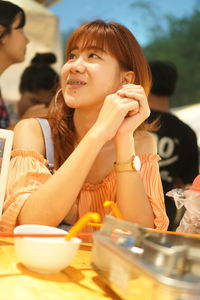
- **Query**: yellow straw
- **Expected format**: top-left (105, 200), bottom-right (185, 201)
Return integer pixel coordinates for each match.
top-left (103, 200), bottom-right (123, 219)
top-left (88, 222), bottom-right (102, 228)
top-left (65, 212), bottom-right (100, 241)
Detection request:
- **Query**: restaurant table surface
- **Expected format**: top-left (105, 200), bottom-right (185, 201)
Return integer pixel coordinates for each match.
top-left (0, 238), bottom-right (124, 300)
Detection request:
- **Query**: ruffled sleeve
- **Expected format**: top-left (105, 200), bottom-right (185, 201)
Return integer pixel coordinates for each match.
top-left (139, 154), bottom-right (169, 230)
top-left (0, 150), bottom-right (52, 232)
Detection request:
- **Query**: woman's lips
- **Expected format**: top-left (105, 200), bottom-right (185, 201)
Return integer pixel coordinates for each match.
top-left (66, 80), bottom-right (86, 89)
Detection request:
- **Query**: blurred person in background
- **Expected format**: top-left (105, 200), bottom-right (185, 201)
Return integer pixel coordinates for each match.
top-left (0, 0), bottom-right (29, 128)
top-left (147, 60), bottom-right (199, 230)
top-left (17, 52), bottom-right (60, 120)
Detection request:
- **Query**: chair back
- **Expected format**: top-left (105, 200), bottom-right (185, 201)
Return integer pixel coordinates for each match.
top-left (0, 129), bottom-right (13, 218)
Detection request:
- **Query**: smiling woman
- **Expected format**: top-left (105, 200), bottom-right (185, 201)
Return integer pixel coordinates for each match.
top-left (0, 19), bottom-right (168, 233)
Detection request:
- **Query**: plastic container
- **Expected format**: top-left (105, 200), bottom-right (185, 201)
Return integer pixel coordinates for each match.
top-left (92, 216), bottom-right (200, 300)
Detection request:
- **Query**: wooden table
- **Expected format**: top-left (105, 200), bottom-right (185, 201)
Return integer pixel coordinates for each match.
top-left (1, 237), bottom-right (186, 300)
top-left (0, 238), bottom-right (120, 300)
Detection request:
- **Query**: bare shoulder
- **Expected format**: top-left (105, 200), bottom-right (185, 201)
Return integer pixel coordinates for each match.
top-left (13, 118), bottom-right (45, 155)
top-left (134, 130), bottom-right (157, 155)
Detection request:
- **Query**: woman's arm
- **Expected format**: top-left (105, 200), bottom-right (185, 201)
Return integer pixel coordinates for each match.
top-left (114, 132), bottom-right (156, 228)
top-left (15, 118), bottom-right (105, 226)
top-left (114, 84), bottom-right (155, 228)
top-left (15, 94), bottom-right (138, 226)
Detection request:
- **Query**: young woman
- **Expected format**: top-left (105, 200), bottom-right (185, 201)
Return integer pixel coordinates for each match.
top-left (0, 0), bottom-right (29, 128)
top-left (1, 20), bottom-right (169, 232)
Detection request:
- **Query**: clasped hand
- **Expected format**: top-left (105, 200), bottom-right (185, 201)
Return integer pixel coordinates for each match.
top-left (93, 84), bottom-right (150, 143)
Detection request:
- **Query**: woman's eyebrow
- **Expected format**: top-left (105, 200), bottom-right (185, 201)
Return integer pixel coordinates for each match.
top-left (86, 46), bottom-right (107, 53)
top-left (70, 46), bottom-right (78, 51)
top-left (69, 45), bottom-right (107, 54)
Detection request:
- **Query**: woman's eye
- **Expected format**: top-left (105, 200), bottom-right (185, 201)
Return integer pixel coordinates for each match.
top-left (68, 53), bottom-right (76, 60)
top-left (88, 53), bottom-right (100, 59)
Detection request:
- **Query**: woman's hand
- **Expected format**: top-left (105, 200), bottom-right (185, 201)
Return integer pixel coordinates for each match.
top-left (115, 84), bottom-right (150, 138)
top-left (91, 92), bottom-right (139, 143)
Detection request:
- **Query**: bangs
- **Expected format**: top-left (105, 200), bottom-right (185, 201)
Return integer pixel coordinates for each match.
top-left (67, 31), bottom-right (107, 56)
top-left (66, 20), bottom-right (130, 70)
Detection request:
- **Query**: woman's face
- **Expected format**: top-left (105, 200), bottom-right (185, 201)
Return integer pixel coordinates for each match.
top-left (1, 14), bottom-right (29, 64)
top-left (61, 41), bottom-right (125, 109)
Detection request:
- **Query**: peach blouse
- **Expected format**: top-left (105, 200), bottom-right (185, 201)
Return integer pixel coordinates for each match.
top-left (0, 150), bottom-right (169, 232)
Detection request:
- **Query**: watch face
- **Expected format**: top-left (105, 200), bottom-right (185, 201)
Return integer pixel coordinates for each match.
top-left (134, 156), bottom-right (141, 171)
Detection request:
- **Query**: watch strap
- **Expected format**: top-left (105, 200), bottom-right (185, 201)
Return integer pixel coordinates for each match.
top-left (114, 155), bottom-right (140, 172)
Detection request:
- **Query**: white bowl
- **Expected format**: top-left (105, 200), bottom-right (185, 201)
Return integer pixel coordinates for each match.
top-left (14, 224), bottom-right (81, 274)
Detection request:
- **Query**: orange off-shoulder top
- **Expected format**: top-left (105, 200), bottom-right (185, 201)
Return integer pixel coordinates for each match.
top-left (0, 150), bottom-right (169, 232)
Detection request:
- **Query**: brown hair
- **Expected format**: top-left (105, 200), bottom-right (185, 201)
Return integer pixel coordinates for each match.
top-left (48, 20), bottom-right (152, 169)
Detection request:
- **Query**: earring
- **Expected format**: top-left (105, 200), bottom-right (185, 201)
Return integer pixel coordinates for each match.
top-left (54, 88), bottom-right (63, 108)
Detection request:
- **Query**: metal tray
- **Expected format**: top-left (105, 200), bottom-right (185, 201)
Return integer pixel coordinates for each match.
top-left (92, 216), bottom-right (200, 300)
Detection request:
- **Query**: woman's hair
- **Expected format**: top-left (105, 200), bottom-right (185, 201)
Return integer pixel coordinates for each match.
top-left (20, 52), bottom-right (60, 100)
top-left (48, 20), bottom-right (152, 168)
top-left (0, 0), bottom-right (25, 40)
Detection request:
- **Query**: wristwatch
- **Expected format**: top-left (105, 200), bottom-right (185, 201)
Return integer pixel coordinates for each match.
top-left (114, 155), bottom-right (141, 172)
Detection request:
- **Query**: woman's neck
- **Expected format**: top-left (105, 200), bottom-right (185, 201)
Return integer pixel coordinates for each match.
top-left (0, 53), bottom-right (11, 75)
top-left (73, 104), bottom-right (102, 142)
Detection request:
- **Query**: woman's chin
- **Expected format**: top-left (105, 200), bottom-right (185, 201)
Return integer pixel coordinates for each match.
top-left (64, 96), bottom-right (79, 108)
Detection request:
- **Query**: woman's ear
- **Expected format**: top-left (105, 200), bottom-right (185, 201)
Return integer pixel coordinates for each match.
top-left (121, 71), bottom-right (135, 85)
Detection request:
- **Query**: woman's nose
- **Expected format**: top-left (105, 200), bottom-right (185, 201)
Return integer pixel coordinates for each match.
top-left (70, 57), bottom-right (86, 73)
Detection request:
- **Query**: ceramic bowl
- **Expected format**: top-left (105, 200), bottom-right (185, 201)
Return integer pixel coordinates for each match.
top-left (14, 224), bottom-right (81, 274)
